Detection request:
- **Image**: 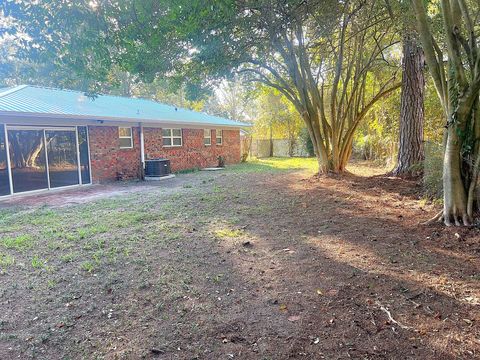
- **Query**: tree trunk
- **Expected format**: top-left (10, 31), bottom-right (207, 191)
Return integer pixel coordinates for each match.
top-left (392, 36), bottom-right (425, 177)
top-left (443, 125), bottom-right (470, 226)
top-left (26, 138), bottom-right (44, 168)
top-left (411, 0), bottom-right (480, 226)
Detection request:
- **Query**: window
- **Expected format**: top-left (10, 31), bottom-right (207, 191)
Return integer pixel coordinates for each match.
top-left (162, 128), bottom-right (182, 147)
top-left (216, 129), bottom-right (223, 145)
top-left (119, 127), bottom-right (133, 148)
top-left (204, 129), bottom-right (211, 146)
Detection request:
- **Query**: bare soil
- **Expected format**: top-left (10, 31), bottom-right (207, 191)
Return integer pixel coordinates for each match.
top-left (0, 162), bottom-right (479, 359)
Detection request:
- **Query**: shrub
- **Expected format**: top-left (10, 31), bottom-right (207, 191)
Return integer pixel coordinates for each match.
top-left (423, 141), bottom-right (443, 199)
top-left (300, 128), bottom-right (315, 157)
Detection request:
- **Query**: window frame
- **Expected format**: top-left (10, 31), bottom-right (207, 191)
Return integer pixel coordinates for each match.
top-left (119, 127), bottom-right (133, 149)
top-left (216, 129), bottom-right (223, 145)
top-left (204, 129), bottom-right (212, 146)
top-left (162, 128), bottom-right (183, 147)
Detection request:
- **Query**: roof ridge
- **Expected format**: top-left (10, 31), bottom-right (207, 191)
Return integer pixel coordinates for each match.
top-left (0, 85), bottom-right (29, 98)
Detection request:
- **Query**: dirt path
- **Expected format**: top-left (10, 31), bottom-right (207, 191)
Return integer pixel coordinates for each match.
top-left (0, 164), bottom-right (479, 359)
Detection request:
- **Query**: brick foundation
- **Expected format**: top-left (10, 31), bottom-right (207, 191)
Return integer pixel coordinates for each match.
top-left (88, 126), bottom-right (240, 182)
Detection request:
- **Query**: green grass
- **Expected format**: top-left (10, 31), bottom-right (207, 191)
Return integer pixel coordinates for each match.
top-left (77, 224), bottom-right (109, 239)
top-left (227, 157), bottom-right (318, 173)
top-left (175, 167), bottom-right (200, 174)
top-left (214, 228), bottom-right (244, 238)
top-left (31, 255), bottom-right (45, 269)
top-left (0, 253), bottom-right (14, 268)
top-left (0, 158), bottom-right (317, 280)
top-left (80, 261), bottom-right (95, 272)
top-left (1, 234), bottom-right (34, 251)
top-left (60, 253), bottom-right (76, 263)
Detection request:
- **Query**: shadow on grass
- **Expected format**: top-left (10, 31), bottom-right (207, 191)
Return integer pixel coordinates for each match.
top-left (0, 162), bottom-right (476, 359)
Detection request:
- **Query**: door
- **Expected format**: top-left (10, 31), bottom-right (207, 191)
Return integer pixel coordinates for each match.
top-left (45, 129), bottom-right (80, 188)
top-left (5, 126), bottom-right (91, 194)
top-left (8, 128), bottom-right (49, 193)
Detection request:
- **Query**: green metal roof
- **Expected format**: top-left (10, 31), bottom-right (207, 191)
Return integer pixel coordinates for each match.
top-left (0, 85), bottom-right (250, 128)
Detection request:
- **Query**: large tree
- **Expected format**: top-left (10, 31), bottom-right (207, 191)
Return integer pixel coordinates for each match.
top-left (392, 35), bottom-right (425, 176)
top-left (231, 0), bottom-right (402, 172)
top-left (412, 0), bottom-right (480, 226)
top-left (385, 1), bottom-right (426, 177)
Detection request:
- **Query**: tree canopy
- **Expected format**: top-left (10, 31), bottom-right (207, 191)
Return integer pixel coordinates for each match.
top-left (3, 0), bottom-right (402, 173)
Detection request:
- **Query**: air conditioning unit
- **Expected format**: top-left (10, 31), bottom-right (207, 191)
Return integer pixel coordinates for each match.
top-left (145, 158), bottom-right (171, 177)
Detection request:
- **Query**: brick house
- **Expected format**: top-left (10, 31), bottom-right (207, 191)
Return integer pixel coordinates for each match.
top-left (0, 85), bottom-right (248, 197)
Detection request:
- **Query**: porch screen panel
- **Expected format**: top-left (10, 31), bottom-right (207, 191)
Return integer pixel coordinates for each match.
top-left (77, 126), bottom-right (91, 184)
top-left (0, 125), bottom-right (10, 195)
top-left (8, 129), bottom-right (48, 193)
top-left (45, 130), bottom-right (79, 188)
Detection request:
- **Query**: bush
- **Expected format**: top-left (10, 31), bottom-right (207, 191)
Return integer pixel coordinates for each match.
top-left (423, 141), bottom-right (443, 199)
top-left (299, 128), bottom-right (315, 157)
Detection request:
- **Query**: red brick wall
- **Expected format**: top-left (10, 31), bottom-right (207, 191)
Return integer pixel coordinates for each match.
top-left (88, 125), bottom-right (141, 182)
top-left (144, 128), bottom-right (240, 172)
top-left (214, 129), bottom-right (241, 165)
top-left (88, 125), bottom-right (240, 181)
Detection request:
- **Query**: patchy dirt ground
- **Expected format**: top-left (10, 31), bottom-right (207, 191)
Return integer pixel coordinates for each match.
top-left (0, 159), bottom-right (479, 359)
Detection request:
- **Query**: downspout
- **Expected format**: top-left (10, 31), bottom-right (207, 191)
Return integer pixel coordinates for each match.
top-left (139, 123), bottom-right (145, 180)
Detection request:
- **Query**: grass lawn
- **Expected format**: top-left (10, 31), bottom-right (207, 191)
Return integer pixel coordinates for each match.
top-left (237, 157), bottom-right (320, 173)
top-left (0, 158), bottom-right (478, 359)
top-left (233, 157), bottom-right (388, 176)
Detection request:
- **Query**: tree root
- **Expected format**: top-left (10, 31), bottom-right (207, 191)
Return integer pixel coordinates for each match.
top-left (376, 301), bottom-right (412, 330)
top-left (422, 210), bottom-right (444, 225)
top-left (423, 210), bottom-right (472, 227)
top-left (443, 212), bottom-right (471, 227)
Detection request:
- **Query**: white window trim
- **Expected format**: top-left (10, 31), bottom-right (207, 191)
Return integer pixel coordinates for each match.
top-left (216, 129), bottom-right (223, 145)
top-left (204, 129), bottom-right (211, 146)
top-left (119, 127), bottom-right (133, 149)
top-left (162, 128), bottom-right (183, 147)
